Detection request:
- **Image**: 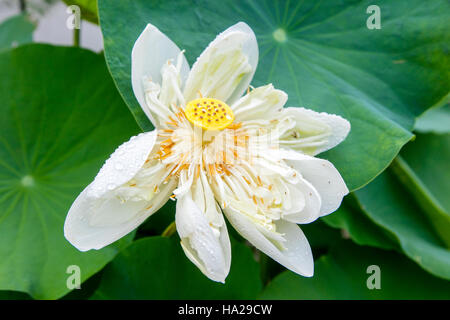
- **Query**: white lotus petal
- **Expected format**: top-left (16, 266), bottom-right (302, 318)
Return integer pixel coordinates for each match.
top-left (183, 22), bottom-right (258, 104)
top-left (175, 179), bottom-right (231, 283)
top-left (64, 178), bottom-right (175, 251)
top-left (132, 23), bottom-right (190, 125)
top-left (281, 149), bottom-right (349, 216)
top-left (88, 131), bottom-right (157, 199)
top-left (279, 107), bottom-right (350, 156)
top-left (231, 84), bottom-right (287, 121)
top-left (282, 178), bottom-right (322, 224)
top-left (225, 208), bottom-right (314, 277)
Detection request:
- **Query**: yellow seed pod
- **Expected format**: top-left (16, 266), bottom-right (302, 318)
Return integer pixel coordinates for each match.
top-left (185, 98), bottom-right (234, 130)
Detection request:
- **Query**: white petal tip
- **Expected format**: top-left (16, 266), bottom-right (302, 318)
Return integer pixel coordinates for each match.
top-left (208, 274), bottom-right (227, 284)
top-left (63, 231), bottom-right (91, 252)
top-left (302, 270), bottom-right (314, 278)
top-left (291, 259), bottom-right (314, 278)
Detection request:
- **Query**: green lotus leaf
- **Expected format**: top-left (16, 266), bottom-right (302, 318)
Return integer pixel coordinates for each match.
top-left (260, 240), bottom-right (450, 299)
top-left (322, 196), bottom-right (398, 250)
top-left (92, 236), bottom-right (262, 299)
top-left (0, 44), bottom-right (140, 299)
top-left (0, 14), bottom-right (34, 52)
top-left (355, 170), bottom-right (450, 279)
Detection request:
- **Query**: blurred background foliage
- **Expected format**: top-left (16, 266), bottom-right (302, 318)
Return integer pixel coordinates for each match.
top-left (0, 0), bottom-right (448, 300)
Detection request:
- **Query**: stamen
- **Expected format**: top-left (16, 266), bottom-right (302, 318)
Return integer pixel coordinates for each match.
top-left (168, 116), bottom-right (178, 124)
top-left (161, 138), bottom-right (174, 145)
top-left (257, 176), bottom-right (263, 186)
top-left (195, 165), bottom-right (200, 180)
top-left (166, 120), bottom-right (178, 127)
top-left (208, 164), bottom-right (216, 176)
top-left (221, 164), bottom-right (231, 176)
top-left (228, 122), bottom-right (242, 130)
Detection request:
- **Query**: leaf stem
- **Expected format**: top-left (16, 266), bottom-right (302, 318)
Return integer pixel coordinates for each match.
top-left (73, 27), bottom-right (80, 47)
top-left (19, 0), bottom-right (26, 13)
top-left (161, 221), bottom-right (176, 237)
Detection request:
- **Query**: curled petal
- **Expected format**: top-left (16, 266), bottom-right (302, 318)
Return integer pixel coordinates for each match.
top-left (183, 22), bottom-right (258, 104)
top-left (225, 208), bottom-right (314, 277)
top-left (282, 178), bottom-right (322, 224)
top-left (281, 149), bottom-right (349, 216)
top-left (175, 173), bottom-right (231, 282)
top-left (88, 131), bottom-right (157, 199)
top-left (64, 130), bottom-right (177, 251)
top-left (64, 178), bottom-right (175, 251)
top-left (231, 84), bottom-right (287, 122)
top-left (132, 23), bottom-right (190, 126)
top-left (279, 107), bottom-right (350, 156)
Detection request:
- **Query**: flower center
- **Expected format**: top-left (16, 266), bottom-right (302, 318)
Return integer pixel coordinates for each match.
top-left (185, 98), bottom-right (234, 130)
top-left (273, 28), bottom-right (287, 43)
